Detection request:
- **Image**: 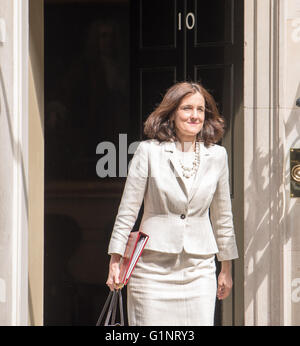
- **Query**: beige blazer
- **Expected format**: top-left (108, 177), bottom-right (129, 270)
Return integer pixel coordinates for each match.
top-left (108, 139), bottom-right (238, 261)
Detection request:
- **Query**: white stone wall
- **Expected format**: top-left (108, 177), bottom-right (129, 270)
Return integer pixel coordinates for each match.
top-left (0, 0), bottom-right (28, 326)
top-left (244, 0), bottom-right (300, 326)
top-left (244, 0), bottom-right (283, 326)
top-left (0, 0), bottom-right (14, 326)
top-left (283, 0), bottom-right (300, 326)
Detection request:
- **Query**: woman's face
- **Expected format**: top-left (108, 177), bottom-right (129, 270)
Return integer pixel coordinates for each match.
top-left (172, 92), bottom-right (205, 140)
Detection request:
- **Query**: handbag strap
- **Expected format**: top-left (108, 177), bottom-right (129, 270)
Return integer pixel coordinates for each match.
top-left (96, 289), bottom-right (124, 326)
top-left (96, 290), bottom-right (113, 326)
top-left (106, 290), bottom-right (125, 326)
top-left (105, 290), bottom-right (118, 326)
top-left (111, 291), bottom-right (118, 325)
top-left (109, 290), bottom-right (125, 326)
top-left (117, 289), bottom-right (124, 326)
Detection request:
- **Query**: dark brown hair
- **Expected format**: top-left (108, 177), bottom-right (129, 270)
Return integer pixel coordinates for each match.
top-left (144, 81), bottom-right (225, 146)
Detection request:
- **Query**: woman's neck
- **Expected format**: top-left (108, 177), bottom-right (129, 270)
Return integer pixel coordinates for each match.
top-left (175, 135), bottom-right (197, 152)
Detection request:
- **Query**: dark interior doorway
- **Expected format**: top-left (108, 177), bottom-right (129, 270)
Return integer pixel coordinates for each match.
top-left (44, 0), bottom-right (243, 326)
top-left (44, 0), bottom-right (132, 326)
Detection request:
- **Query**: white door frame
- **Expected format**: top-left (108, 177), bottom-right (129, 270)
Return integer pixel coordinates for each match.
top-left (243, 0), bottom-right (289, 325)
top-left (12, 0), bottom-right (29, 326)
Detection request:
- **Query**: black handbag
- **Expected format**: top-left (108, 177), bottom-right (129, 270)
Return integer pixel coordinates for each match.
top-left (96, 289), bottom-right (124, 326)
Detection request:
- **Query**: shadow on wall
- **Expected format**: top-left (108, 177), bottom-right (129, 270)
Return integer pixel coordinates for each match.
top-left (244, 83), bottom-right (300, 325)
top-left (0, 61), bottom-right (30, 326)
top-left (284, 82), bottom-right (300, 324)
top-left (0, 67), bottom-right (28, 215)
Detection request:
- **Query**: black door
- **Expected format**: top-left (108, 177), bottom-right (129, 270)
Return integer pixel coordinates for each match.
top-left (130, 0), bottom-right (243, 325)
top-left (130, 0), bottom-right (185, 141)
top-left (131, 0), bottom-right (243, 142)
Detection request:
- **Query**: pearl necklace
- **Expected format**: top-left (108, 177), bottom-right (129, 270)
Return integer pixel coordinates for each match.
top-left (178, 141), bottom-right (200, 178)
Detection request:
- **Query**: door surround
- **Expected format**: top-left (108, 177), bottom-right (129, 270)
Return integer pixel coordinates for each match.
top-left (28, 0), bottom-right (292, 326)
top-left (243, 0), bottom-right (287, 325)
top-left (28, 0), bottom-right (44, 326)
top-left (34, 0), bottom-right (245, 326)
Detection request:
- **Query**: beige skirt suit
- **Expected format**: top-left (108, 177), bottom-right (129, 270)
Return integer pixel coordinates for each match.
top-left (108, 139), bottom-right (238, 326)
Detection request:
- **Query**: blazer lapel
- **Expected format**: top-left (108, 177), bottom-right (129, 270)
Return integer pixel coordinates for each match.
top-left (164, 141), bottom-right (211, 202)
top-left (164, 141), bottom-right (189, 197)
top-left (188, 142), bottom-right (210, 203)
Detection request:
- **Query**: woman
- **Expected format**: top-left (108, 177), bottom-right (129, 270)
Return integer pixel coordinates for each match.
top-left (106, 81), bottom-right (238, 326)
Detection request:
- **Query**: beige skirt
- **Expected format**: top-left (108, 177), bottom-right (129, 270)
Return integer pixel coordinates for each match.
top-left (127, 249), bottom-right (217, 326)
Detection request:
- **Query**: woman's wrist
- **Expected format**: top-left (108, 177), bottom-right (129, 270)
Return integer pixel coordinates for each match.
top-left (220, 260), bottom-right (232, 274)
top-left (110, 253), bottom-right (122, 265)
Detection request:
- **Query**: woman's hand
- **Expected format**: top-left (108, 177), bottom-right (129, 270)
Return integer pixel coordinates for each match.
top-left (217, 260), bottom-right (233, 300)
top-left (106, 254), bottom-right (122, 291)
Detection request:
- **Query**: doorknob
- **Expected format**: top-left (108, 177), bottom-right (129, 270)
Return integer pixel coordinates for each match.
top-left (292, 164), bottom-right (300, 182)
top-left (291, 148), bottom-right (300, 197)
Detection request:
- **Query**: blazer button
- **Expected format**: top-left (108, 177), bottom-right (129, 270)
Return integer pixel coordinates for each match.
top-left (180, 214), bottom-right (186, 219)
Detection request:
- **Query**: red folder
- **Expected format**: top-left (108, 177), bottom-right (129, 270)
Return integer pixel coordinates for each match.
top-left (119, 231), bottom-right (149, 286)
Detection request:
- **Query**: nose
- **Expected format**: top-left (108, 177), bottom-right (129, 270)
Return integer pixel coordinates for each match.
top-left (191, 108), bottom-right (198, 119)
